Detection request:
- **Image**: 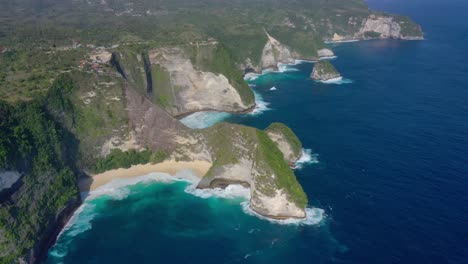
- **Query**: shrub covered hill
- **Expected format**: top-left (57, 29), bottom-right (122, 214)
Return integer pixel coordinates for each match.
top-left (0, 0), bottom-right (423, 263)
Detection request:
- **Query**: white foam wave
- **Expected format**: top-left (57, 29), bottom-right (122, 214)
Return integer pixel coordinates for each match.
top-left (249, 90), bottom-right (270, 115)
top-left (57, 166), bottom-right (323, 252)
top-left (294, 149), bottom-right (319, 169)
top-left (244, 72), bottom-right (260, 81)
top-left (318, 77), bottom-right (353, 85)
top-left (49, 203), bottom-right (98, 260)
top-left (185, 184), bottom-right (251, 200)
top-left (325, 39), bottom-right (360, 44)
top-left (180, 111), bottom-right (232, 129)
top-left (180, 88), bottom-right (270, 129)
top-left (319, 56), bottom-right (338, 60)
top-left (277, 62), bottom-right (300, 73)
top-left (295, 59), bottom-right (315, 64)
top-left (270, 86), bottom-right (277, 91)
top-left (64, 172), bottom-right (190, 237)
top-left (262, 68), bottom-right (276, 74)
top-left (58, 203), bottom-right (96, 239)
top-left (241, 202), bottom-right (325, 226)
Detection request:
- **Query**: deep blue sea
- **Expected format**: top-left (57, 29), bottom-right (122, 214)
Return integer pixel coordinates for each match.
top-left (45, 0), bottom-right (468, 263)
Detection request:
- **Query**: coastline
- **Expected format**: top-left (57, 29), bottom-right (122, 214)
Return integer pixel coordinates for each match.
top-left (174, 104), bottom-right (257, 120)
top-left (325, 36), bottom-right (424, 44)
top-left (79, 160), bottom-right (212, 192)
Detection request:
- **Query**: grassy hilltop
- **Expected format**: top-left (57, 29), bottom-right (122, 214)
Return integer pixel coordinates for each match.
top-left (0, 1), bottom-right (423, 263)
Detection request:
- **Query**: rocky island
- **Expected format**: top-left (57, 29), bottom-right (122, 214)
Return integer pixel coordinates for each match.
top-left (0, 0), bottom-right (423, 262)
top-left (311, 60), bottom-right (342, 82)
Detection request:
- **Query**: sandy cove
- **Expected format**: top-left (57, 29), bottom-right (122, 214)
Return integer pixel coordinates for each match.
top-left (79, 160), bottom-right (212, 192)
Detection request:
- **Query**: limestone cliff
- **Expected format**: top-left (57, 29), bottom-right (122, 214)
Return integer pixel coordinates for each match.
top-left (148, 47), bottom-right (253, 117)
top-left (112, 44), bottom-right (255, 118)
top-left (123, 90), bottom-right (308, 219)
top-left (330, 14), bottom-right (423, 41)
top-left (317, 48), bottom-right (335, 59)
top-left (265, 123), bottom-right (303, 164)
top-left (196, 123), bottom-right (307, 219)
top-left (260, 31), bottom-right (298, 70)
top-left (311, 60), bottom-right (341, 81)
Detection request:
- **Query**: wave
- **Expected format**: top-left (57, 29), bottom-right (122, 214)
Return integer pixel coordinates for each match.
top-left (325, 39), bottom-right (360, 44)
top-left (294, 149), bottom-right (319, 169)
top-left (185, 183), bottom-right (250, 200)
top-left (54, 169), bottom-right (324, 258)
top-left (277, 62), bottom-right (300, 73)
top-left (295, 59), bottom-right (315, 64)
top-left (180, 111), bottom-right (232, 129)
top-left (262, 68), bottom-right (276, 74)
top-left (180, 88), bottom-right (270, 129)
top-left (48, 203), bottom-right (97, 260)
top-left (319, 56), bottom-right (338, 60)
top-left (317, 77), bottom-right (353, 85)
top-left (244, 72), bottom-right (260, 81)
top-left (66, 172), bottom-right (191, 236)
top-left (241, 202), bottom-right (325, 226)
top-left (250, 89), bottom-right (270, 115)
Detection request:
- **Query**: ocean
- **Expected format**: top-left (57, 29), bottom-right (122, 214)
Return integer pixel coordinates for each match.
top-left (45, 0), bottom-right (468, 263)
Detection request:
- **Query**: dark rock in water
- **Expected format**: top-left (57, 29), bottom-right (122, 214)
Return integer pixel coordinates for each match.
top-left (311, 60), bottom-right (341, 81)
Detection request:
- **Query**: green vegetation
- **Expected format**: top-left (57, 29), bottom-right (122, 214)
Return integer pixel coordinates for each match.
top-left (188, 43), bottom-right (255, 106)
top-left (202, 123), bottom-right (255, 179)
top-left (112, 49), bottom-right (148, 95)
top-left (265, 123), bottom-right (303, 158)
top-left (0, 101), bottom-right (79, 263)
top-left (312, 60), bottom-right (340, 79)
top-left (256, 129), bottom-right (307, 208)
top-left (269, 28), bottom-right (325, 59)
top-left (46, 72), bottom-right (129, 167)
top-left (395, 16), bottom-right (424, 38)
top-left (151, 64), bottom-right (175, 109)
top-left (0, 1), bottom-right (423, 261)
top-left (0, 48), bottom-right (85, 102)
top-left (92, 149), bottom-right (168, 174)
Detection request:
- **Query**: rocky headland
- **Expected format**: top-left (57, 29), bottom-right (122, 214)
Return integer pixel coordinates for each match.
top-left (311, 60), bottom-right (342, 81)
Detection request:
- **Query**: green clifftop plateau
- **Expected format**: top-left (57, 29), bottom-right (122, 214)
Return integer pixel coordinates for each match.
top-left (0, 0), bottom-right (423, 263)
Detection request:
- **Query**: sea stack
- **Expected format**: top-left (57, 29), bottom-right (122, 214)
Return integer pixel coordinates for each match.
top-left (311, 60), bottom-right (341, 81)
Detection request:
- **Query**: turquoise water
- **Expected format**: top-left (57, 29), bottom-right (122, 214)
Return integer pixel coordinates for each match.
top-left (46, 174), bottom-right (331, 264)
top-left (46, 0), bottom-right (468, 263)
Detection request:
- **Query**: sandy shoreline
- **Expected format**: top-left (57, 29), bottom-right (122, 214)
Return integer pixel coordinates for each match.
top-left (79, 160), bottom-right (212, 192)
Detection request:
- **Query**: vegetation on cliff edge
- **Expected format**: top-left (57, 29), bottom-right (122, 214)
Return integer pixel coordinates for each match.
top-left (265, 122), bottom-right (303, 158)
top-left (0, 101), bottom-right (79, 263)
top-left (256, 129), bottom-right (308, 208)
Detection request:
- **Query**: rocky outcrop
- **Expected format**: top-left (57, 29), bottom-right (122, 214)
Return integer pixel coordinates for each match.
top-left (196, 123), bottom-right (307, 219)
top-left (148, 47), bottom-right (253, 117)
top-left (265, 123), bottom-right (303, 164)
top-left (328, 14), bottom-right (423, 42)
top-left (124, 84), bottom-right (189, 153)
top-left (311, 60), bottom-right (341, 81)
top-left (260, 31), bottom-right (297, 70)
top-left (112, 46), bottom-right (255, 118)
top-left (357, 15), bottom-right (402, 39)
top-left (317, 48), bottom-right (335, 58)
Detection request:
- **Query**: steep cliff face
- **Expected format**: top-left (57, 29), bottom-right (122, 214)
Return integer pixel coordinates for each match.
top-left (0, 102), bottom-right (80, 264)
top-left (265, 123), bottom-right (303, 164)
top-left (311, 60), bottom-right (341, 81)
top-left (148, 47), bottom-right (253, 117)
top-left (196, 123), bottom-right (307, 219)
top-left (357, 15), bottom-right (404, 39)
top-left (112, 45), bottom-right (255, 117)
top-left (260, 31), bottom-right (298, 70)
top-left (317, 48), bottom-right (335, 58)
top-left (330, 14), bottom-right (423, 41)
